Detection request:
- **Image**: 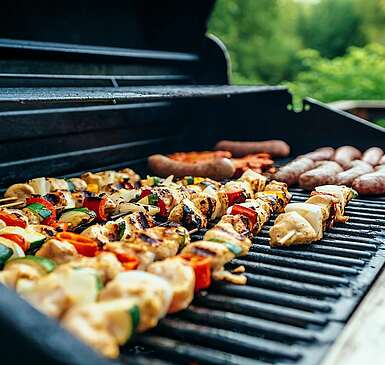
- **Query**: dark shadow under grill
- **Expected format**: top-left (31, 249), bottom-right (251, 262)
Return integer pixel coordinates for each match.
top-left (125, 188), bottom-right (385, 365)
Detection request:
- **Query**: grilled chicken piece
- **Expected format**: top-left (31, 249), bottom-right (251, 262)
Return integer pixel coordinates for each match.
top-left (147, 257), bottom-right (195, 313)
top-left (181, 240), bottom-right (235, 273)
top-left (17, 267), bottom-right (101, 318)
top-left (36, 238), bottom-right (80, 264)
top-left (0, 260), bottom-right (43, 288)
top-left (128, 226), bottom-right (190, 261)
top-left (284, 203), bottom-right (324, 241)
top-left (122, 211), bottom-right (156, 231)
top-left (306, 193), bottom-right (338, 229)
top-left (204, 222), bottom-right (252, 256)
top-left (45, 191), bottom-right (76, 210)
top-left (59, 252), bottom-right (123, 283)
top-left (104, 241), bottom-right (156, 270)
top-left (100, 271), bottom-right (173, 332)
top-left (81, 222), bottom-right (121, 246)
top-left (314, 185), bottom-right (357, 222)
top-left (62, 298), bottom-right (139, 359)
top-left (218, 214), bottom-right (252, 237)
top-left (269, 211), bottom-right (318, 246)
top-left (168, 198), bottom-right (207, 230)
top-left (239, 169), bottom-right (267, 193)
top-left (222, 180), bottom-right (254, 199)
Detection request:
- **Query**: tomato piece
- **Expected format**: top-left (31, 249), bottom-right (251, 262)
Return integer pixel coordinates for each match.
top-left (157, 198), bottom-right (167, 217)
top-left (226, 190), bottom-right (247, 206)
top-left (140, 189), bottom-right (152, 199)
top-left (0, 211), bottom-right (27, 228)
top-left (83, 195), bottom-right (108, 222)
top-left (56, 232), bottom-right (98, 257)
top-left (180, 254), bottom-right (211, 292)
top-left (0, 233), bottom-right (28, 251)
top-left (231, 204), bottom-right (257, 227)
top-left (26, 197), bottom-right (57, 225)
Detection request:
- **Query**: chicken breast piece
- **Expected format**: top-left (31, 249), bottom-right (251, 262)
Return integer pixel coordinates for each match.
top-left (269, 211), bottom-right (318, 246)
top-left (36, 238), bottom-right (80, 265)
top-left (99, 271), bottom-right (172, 332)
top-left (147, 257), bottom-right (195, 313)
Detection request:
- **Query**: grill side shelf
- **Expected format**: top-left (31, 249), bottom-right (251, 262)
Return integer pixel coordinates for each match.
top-left (126, 190), bottom-right (385, 365)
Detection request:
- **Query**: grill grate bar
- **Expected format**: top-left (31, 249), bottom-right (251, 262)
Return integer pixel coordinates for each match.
top-left (135, 335), bottom-right (270, 365)
top-left (211, 284), bottom-right (333, 312)
top-left (235, 252), bottom-right (359, 276)
top-left (231, 259), bottom-right (350, 286)
top-left (155, 318), bottom-right (302, 361)
top-left (195, 294), bottom-right (328, 326)
top-left (250, 243), bottom-right (365, 266)
top-left (178, 305), bottom-right (318, 342)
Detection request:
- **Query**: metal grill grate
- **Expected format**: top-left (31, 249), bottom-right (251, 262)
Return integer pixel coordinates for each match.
top-left (124, 188), bottom-right (385, 365)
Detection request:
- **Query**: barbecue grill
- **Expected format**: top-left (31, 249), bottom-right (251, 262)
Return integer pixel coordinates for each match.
top-left (1, 1), bottom-right (385, 365)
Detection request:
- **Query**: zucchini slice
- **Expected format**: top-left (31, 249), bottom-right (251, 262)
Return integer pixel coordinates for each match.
top-left (0, 243), bottom-right (13, 269)
top-left (95, 298), bottom-right (140, 345)
top-left (0, 226), bottom-right (46, 251)
top-left (5, 256), bottom-right (56, 275)
top-left (59, 208), bottom-right (96, 228)
top-left (0, 237), bottom-right (24, 259)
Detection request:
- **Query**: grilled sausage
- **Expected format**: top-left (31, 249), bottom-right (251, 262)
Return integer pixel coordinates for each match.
top-left (214, 140), bottom-right (290, 157)
top-left (334, 146), bottom-right (361, 169)
top-left (299, 161), bottom-right (343, 191)
top-left (148, 154), bottom-right (235, 179)
top-left (336, 160), bottom-right (373, 186)
top-left (352, 170), bottom-right (385, 195)
top-left (300, 147), bottom-right (335, 161)
top-left (274, 157), bottom-right (315, 186)
top-left (362, 147), bottom-right (384, 166)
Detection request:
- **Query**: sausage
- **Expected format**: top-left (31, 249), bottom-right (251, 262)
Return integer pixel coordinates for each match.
top-left (299, 161), bottom-right (343, 191)
top-left (362, 147), bottom-right (384, 166)
top-left (334, 146), bottom-right (361, 169)
top-left (214, 140), bottom-right (290, 157)
top-left (274, 157), bottom-right (315, 186)
top-left (352, 170), bottom-right (385, 195)
top-left (336, 160), bottom-right (373, 186)
top-left (300, 147), bottom-right (335, 161)
top-left (148, 154), bottom-right (235, 179)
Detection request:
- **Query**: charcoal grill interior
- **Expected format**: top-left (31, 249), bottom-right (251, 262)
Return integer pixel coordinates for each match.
top-left (1, 2), bottom-right (385, 364)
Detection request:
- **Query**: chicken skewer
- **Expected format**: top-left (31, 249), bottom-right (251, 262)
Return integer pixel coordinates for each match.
top-left (269, 185), bottom-right (357, 247)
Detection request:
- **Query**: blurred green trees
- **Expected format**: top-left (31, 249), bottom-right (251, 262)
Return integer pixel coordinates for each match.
top-left (208, 0), bottom-right (385, 104)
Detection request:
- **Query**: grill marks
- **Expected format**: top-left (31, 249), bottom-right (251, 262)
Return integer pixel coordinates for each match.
top-left (127, 190), bottom-right (385, 365)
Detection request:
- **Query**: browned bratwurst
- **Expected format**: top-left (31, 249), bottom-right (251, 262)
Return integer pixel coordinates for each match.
top-left (362, 147), bottom-right (384, 166)
top-left (214, 140), bottom-right (290, 157)
top-left (274, 157), bottom-right (315, 186)
top-left (299, 161), bottom-right (343, 191)
top-left (352, 170), bottom-right (385, 195)
top-left (334, 146), bottom-right (361, 169)
top-left (148, 154), bottom-right (235, 179)
top-left (300, 147), bottom-right (335, 161)
top-left (336, 160), bottom-right (373, 186)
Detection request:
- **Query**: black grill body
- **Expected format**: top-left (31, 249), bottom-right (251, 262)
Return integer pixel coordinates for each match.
top-left (1, 3), bottom-right (385, 365)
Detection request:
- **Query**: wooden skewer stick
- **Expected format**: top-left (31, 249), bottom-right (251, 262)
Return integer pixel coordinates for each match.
top-left (188, 228), bottom-right (199, 235)
top-left (278, 230), bottom-right (296, 245)
top-left (0, 201), bottom-right (24, 209)
top-left (0, 196), bottom-right (20, 203)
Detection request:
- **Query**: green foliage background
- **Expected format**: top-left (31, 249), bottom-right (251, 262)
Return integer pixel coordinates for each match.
top-left (208, 0), bottom-right (385, 107)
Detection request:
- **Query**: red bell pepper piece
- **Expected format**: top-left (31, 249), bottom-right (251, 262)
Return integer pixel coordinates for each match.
top-left (231, 204), bottom-right (257, 227)
top-left (83, 195), bottom-right (108, 222)
top-left (140, 189), bottom-right (152, 199)
top-left (56, 232), bottom-right (98, 257)
top-left (0, 211), bottom-right (27, 228)
top-left (226, 190), bottom-right (247, 206)
top-left (180, 254), bottom-right (211, 292)
top-left (0, 233), bottom-right (28, 251)
top-left (26, 197), bottom-right (57, 225)
top-left (157, 198), bottom-right (167, 217)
